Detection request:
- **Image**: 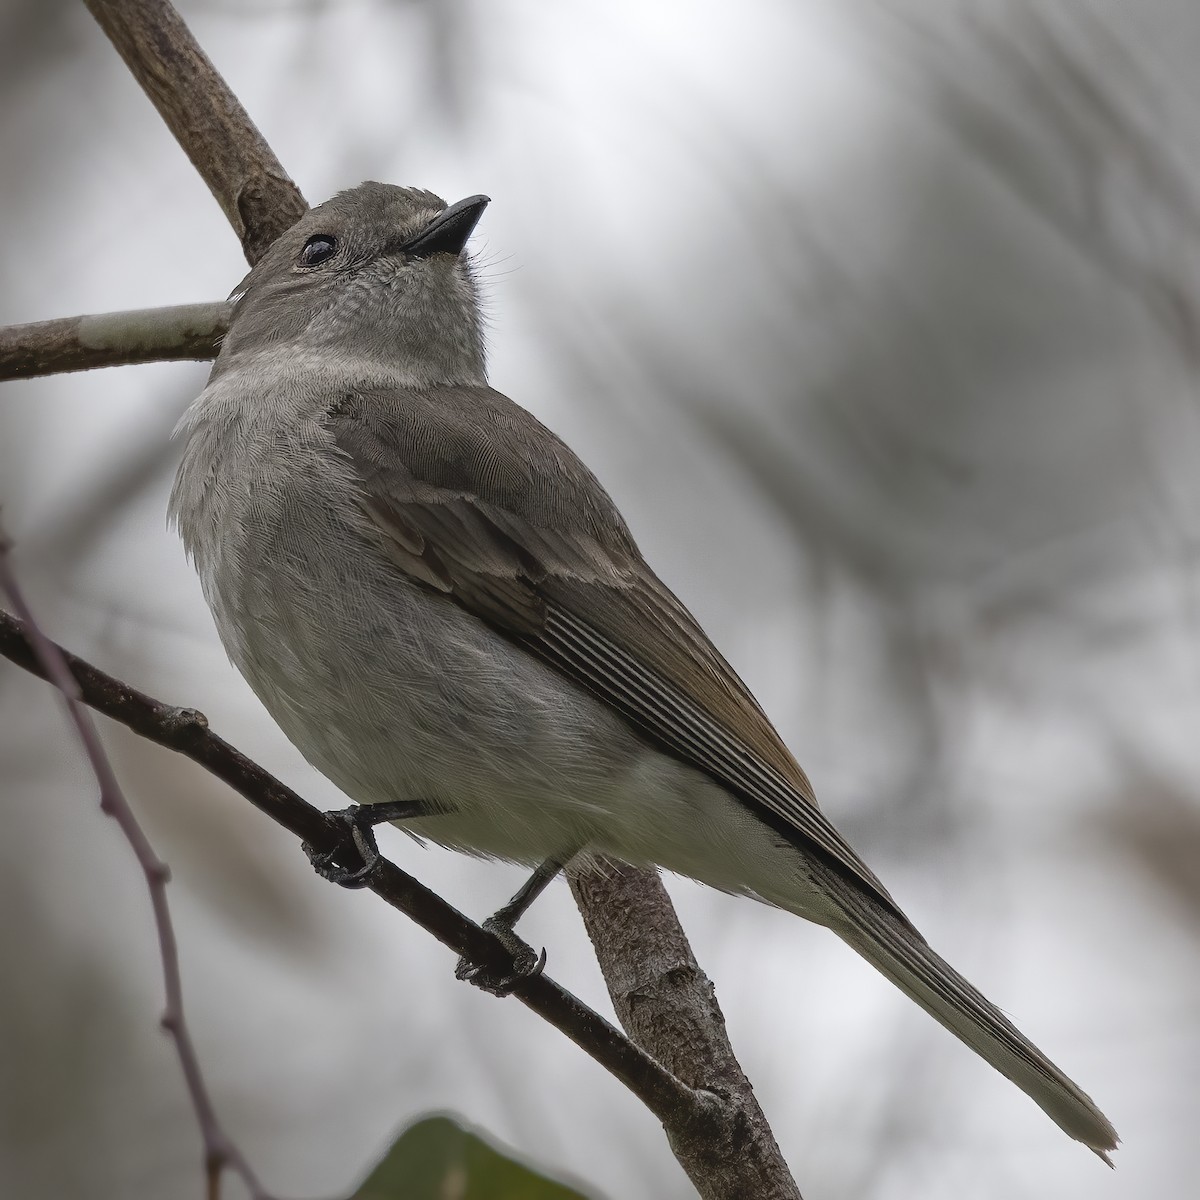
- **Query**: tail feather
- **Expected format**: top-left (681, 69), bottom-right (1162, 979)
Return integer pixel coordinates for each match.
top-left (826, 875), bottom-right (1118, 1160)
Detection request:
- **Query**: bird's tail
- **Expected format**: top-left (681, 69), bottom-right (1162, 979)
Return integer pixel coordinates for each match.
top-left (824, 873), bottom-right (1118, 1160)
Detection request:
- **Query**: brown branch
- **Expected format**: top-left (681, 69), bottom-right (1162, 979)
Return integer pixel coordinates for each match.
top-left (572, 865), bottom-right (803, 1200)
top-left (82, 0), bottom-right (306, 264)
top-left (0, 608), bottom-right (719, 1145)
top-left (0, 302), bottom-right (230, 382)
top-left (0, 530), bottom-right (271, 1200)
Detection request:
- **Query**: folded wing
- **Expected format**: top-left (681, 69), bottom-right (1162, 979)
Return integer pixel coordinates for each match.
top-left (328, 384), bottom-right (902, 915)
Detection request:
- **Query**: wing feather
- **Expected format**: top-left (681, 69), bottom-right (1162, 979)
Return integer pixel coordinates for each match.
top-left (329, 386), bottom-right (903, 916)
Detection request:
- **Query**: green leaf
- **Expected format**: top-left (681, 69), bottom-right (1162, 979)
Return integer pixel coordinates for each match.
top-left (348, 1113), bottom-right (598, 1200)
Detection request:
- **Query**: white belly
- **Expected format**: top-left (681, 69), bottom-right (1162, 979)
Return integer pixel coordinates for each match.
top-left (203, 510), bottom-right (818, 914)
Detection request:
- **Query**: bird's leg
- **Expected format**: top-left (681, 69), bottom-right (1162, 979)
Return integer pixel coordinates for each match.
top-left (303, 800), bottom-right (433, 889)
top-left (456, 848), bottom-right (582, 996)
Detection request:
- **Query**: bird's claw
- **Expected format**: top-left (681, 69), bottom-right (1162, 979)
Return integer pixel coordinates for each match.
top-left (303, 806), bottom-right (383, 889)
top-left (455, 916), bottom-right (548, 996)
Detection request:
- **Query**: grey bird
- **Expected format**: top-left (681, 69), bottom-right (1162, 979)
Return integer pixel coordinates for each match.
top-left (170, 181), bottom-right (1118, 1159)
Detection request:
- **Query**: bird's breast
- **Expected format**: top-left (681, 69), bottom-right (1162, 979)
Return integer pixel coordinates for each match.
top-left (172, 387), bottom-right (660, 859)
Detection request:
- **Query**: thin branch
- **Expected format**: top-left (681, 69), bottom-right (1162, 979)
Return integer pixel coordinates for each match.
top-left (0, 302), bottom-right (230, 382)
top-left (82, 0), bottom-right (306, 264)
top-left (0, 607), bottom-right (719, 1144)
top-left (572, 865), bottom-right (804, 1200)
top-left (0, 528), bottom-right (270, 1200)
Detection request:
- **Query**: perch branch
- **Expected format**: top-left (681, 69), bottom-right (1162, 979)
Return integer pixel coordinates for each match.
top-left (0, 607), bottom-right (718, 1143)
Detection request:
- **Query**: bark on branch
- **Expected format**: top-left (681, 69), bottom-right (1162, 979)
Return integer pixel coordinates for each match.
top-left (82, 0), bottom-right (306, 264)
top-left (0, 302), bottom-right (230, 382)
top-left (573, 865), bottom-right (802, 1200)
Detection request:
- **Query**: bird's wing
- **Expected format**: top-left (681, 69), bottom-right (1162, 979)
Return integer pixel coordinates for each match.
top-left (326, 385), bottom-right (902, 914)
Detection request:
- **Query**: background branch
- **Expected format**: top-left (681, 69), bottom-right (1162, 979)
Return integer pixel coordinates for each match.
top-left (82, 0), bottom-right (306, 264)
top-left (0, 531), bottom-right (268, 1200)
top-left (0, 302), bottom-right (230, 382)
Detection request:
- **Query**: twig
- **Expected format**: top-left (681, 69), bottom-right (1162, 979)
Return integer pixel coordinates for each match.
top-left (0, 302), bottom-right (231, 382)
top-left (572, 864), bottom-right (804, 1200)
top-left (0, 528), bottom-right (270, 1200)
top-left (82, 0), bottom-right (306, 264)
top-left (0, 607), bottom-right (718, 1142)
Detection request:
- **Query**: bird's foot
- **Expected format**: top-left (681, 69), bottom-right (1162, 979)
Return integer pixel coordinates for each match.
top-left (303, 801), bottom-right (421, 889)
top-left (455, 915), bottom-right (547, 997)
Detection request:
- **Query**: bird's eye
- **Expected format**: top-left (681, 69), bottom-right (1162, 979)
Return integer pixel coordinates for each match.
top-left (297, 234), bottom-right (338, 268)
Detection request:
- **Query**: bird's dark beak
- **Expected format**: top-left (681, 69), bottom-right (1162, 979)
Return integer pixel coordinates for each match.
top-left (401, 194), bottom-right (490, 259)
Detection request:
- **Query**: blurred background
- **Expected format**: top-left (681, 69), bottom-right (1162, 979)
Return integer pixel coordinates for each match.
top-left (1, 0), bottom-right (1195, 1196)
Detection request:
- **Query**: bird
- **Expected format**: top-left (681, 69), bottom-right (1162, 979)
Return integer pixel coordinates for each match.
top-left (169, 181), bottom-right (1118, 1160)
